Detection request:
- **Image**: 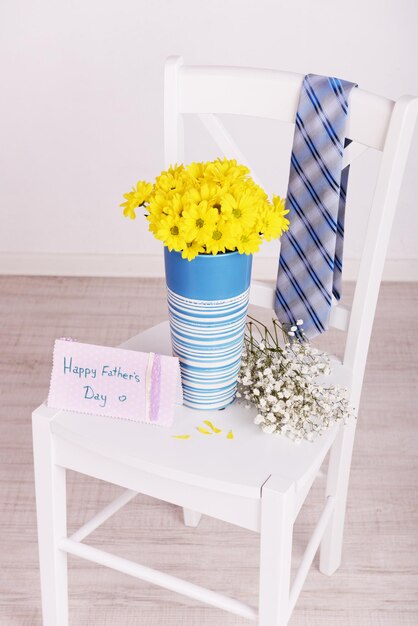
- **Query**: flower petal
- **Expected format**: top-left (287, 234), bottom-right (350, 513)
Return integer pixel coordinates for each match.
top-left (197, 426), bottom-right (212, 435)
top-left (203, 420), bottom-right (222, 434)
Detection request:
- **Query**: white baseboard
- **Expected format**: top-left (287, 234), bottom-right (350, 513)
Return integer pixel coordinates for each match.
top-left (1, 252), bottom-right (418, 281)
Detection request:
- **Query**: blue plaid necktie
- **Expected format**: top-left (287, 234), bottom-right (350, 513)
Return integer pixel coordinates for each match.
top-left (275, 74), bottom-right (357, 339)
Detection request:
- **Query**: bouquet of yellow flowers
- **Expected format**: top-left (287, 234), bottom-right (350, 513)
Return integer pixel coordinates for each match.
top-left (121, 158), bottom-right (289, 261)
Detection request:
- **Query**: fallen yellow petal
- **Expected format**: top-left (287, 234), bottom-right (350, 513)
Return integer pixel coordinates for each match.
top-left (172, 435), bottom-right (191, 439)
top-left (197, 426), bottom-right (212, 435)
top-left (203, 420), bottom-right (222, 434)
top-left (226, 430), bottom-right (234, 439)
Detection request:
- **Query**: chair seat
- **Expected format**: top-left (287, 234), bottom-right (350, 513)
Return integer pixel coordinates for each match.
top-left (50, 322), bottom-right (351, 503)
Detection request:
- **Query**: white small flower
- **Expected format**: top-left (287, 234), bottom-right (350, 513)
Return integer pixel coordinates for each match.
top-left (238, 316), bottom-right (352, 443)
top-left (288, 331), bottom-right (295, 337)
top-left (262, 424), bottom-right (276, 434)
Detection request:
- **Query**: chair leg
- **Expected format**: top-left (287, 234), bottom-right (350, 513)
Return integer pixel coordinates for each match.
top-left (320, 418), bottom-right (357, 576)
top-left (258, 476), bottom-right (294, 626)
top-left (182, 508), bottom-right (202, 527)
top-left (32, 411), bottom-right (69, 626)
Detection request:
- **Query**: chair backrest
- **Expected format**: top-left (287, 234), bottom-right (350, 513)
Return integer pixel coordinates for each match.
top-left (164, 55), bottom-right (418, 408)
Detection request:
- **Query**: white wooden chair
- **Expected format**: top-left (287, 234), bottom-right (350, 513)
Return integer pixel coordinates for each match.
top-left (32, 57), bottom-right (418, 625)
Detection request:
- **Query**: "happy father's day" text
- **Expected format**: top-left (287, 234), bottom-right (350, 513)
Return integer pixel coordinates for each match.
top-left (63, 356), bottom-right (141, 407)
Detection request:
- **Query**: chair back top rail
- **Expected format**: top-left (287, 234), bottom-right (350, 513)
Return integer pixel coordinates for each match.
top-left (164, 56), bottom-right (418, 408)
top-left (178, 65), bottom-right (394, 151)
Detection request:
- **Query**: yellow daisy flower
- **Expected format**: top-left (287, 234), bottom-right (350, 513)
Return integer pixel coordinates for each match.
top-left (258, 195), bottom-right (289, 241)
top-left (258, 209), bottom-right (284, 241)
top-left (272, 194), bottom-right (290, 220)
top-left (167, 163), bottom-right (185, 176)
top-left (147, 191), bottom-right (170, 219)
top-left (237, 230), bottom-right (262, 255)
top-left (204, 158), bottom-right (249, 186)
top-left (147, 215), bottom-right (159, 236)
top-left (185, 161), bottom-right (207, 182)
top-left (181, 240), bottom-right (205, 261)
top-left (245, 179), bottom-right (269, 203)
top-left (121, 181), bottom-right (153, 219)
top-left (183, 181), bottom-right (221, 208)
top-left (155, 214), bottom-right (187, 252)
top-left (146, 192), bottom-right (185, 238)
top-left (155, 164), bottom-right (186, 194)
top-left (221, 189), bottom-right (258, 232)
top-left (170, 193), bottom-right (189, 217)
top-left (182, 202), bottom-right (219, 242)
top-left (204, 219), bottom-right (236, 255)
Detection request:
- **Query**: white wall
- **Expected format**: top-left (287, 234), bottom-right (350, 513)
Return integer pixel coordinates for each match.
top-left (1, 0), bottom-right (417, 279)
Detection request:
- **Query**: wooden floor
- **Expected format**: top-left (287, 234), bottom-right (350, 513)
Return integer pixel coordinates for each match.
top-left (0, 276), bottom-right (417, 626)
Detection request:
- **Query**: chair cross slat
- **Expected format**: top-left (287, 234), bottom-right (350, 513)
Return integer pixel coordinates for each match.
top-left (59, 537), bottom-right (258, 621)
top-left (70, 489), bottom-right (137, 543)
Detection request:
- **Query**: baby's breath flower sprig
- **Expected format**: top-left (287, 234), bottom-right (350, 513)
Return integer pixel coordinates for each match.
top-left (237, 317), bottom-right (353, 443)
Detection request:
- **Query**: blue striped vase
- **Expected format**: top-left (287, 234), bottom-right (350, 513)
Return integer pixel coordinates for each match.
top-left (164, 248), bottom-right (252, 410)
